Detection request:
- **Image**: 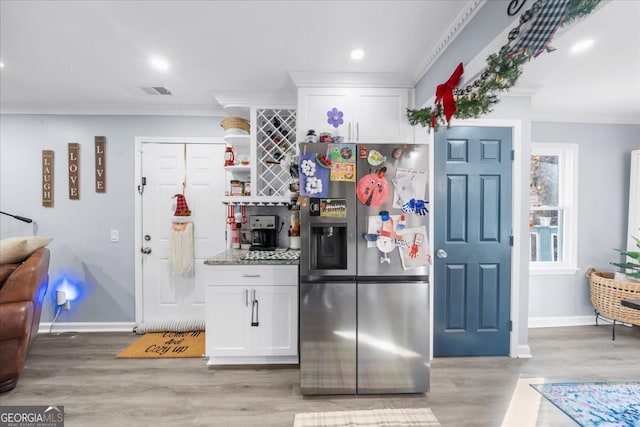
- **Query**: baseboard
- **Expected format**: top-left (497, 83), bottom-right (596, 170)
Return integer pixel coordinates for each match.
top-left (515, 344), bottom-right (532, 359)
top-left (39, 322), bottom-right (136, 334)
top-left (528, 315), bottom-right (596, 328)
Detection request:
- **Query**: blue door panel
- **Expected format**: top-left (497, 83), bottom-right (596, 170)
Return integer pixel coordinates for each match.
top-left (479, 264), bottom-right (499, 330)
top-left (480, 175), bottom-right (500, 242)
top-left (447, 175), bottom-right (468, 242)
top-left (445, 264), bottom-right (467, 330)
top-left (448, 139), bottom-right (468, 162)
top-left (480, 139), bottom-right (501, 162)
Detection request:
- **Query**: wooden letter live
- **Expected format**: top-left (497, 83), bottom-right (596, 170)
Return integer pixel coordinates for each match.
top-left (42, 150), bottom-right (54, 207)
top-left (68, 143), bottom-right (80, 200)
top-left (95, 136), bottom-right (106, 192)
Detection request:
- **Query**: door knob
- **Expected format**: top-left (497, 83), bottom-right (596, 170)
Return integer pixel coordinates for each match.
top-left (141, 247), bottom-right (152, 254)
top-left (436, 249), bottom-right (448, 259)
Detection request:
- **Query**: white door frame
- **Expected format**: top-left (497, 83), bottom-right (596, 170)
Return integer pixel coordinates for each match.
top-left (133, 136), bottom-right (224, 324)
top-left (428, 118), bottom-right (527, 359)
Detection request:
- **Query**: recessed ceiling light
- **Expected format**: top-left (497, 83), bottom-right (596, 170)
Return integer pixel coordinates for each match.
top-left (570, 39), bottom-right (594, 54)
top-left (350, 48), bottom-right (365, 61)
top-left (149, 56), bottom-right (170, 72)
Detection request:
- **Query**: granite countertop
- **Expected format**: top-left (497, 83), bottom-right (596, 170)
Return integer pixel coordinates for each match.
top-left (204, 249), bottom-right (300, 265)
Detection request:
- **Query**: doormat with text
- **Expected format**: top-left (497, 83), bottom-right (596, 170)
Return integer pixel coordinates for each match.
top-left (116, 331), bottom-right (205, 359)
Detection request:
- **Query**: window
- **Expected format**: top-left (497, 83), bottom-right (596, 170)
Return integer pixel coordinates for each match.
top-left (529, 143), bottom-right (578, 274)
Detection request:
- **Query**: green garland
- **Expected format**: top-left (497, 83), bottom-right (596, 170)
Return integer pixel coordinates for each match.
top-left (407, 0), bottom-right (601, 131)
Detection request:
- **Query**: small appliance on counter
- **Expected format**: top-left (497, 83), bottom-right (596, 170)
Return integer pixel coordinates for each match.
top-left (249, 215), bottom-right (278, 251)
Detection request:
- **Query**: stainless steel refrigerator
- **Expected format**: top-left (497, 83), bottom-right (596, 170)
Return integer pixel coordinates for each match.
top-left (299, 142), bottom-right (430, 395)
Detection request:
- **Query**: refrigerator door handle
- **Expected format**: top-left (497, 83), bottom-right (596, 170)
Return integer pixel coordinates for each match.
top-left (348, 122), bottom-right (352, 141)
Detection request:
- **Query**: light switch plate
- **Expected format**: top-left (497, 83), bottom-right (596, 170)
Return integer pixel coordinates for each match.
top-left (110, 229), bottom-right (119, 242)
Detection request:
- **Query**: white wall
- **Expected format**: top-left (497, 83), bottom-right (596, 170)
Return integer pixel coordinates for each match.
top-left (0, 114), bottom-right (224, 324)
top-left (529, 122), bottom-right (640, 326)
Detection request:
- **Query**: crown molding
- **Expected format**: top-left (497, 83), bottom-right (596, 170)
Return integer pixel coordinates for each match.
top-left (0, 103), bottom-right (224, 117)
top-left (413, 0), bottom-right (487, 84)
top-left (210, 90), bottom-right (296, 112)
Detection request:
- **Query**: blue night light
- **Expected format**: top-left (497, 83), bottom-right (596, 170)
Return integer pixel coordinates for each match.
top-left (51, 274), bottom-right (83, 304)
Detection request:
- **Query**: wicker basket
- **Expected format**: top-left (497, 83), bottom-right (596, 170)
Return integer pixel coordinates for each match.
top-left (588, 270), bottom-right (640, 326)
top-left (220, 117), bottom-right (250, 133)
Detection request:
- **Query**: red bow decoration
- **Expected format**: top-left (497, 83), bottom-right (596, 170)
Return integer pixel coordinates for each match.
top-left (432, 62), bottom-right (464, 128)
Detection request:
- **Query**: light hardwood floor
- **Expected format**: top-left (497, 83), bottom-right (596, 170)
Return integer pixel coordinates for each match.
top-left (1, 325), bottom-right (639, 426)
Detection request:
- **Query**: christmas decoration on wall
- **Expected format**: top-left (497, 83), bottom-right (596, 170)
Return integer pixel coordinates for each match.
top-left (431, 62), bottom-right (464, 128)
top-left (170, 192), bottom-right (194, 275)
top-left (169, 144), bottom-right (195, 275)
top-left (407, 0), bottom-right (602, 131)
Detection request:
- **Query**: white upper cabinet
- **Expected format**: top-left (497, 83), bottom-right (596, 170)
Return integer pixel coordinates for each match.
top-left (296, 87), bottom-right (414, 144)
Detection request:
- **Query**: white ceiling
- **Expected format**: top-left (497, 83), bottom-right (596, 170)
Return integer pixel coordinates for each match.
top-left (1, 0), bottom-right (638, 124)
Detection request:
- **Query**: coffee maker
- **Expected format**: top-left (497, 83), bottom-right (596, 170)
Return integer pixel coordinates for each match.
top-left (249, 215), bottom-right (278, 251)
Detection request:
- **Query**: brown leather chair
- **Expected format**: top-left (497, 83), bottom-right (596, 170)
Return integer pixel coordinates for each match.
top-left (0, 247), bottom-right (50, 392)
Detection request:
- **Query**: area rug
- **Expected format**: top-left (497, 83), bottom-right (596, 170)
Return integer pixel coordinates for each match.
top-left (293, 408), bottom-right (440, 427)
top-left (116, 331), bottom-right (205, 359)
top-left (531, 382), bottom-right (640, 427)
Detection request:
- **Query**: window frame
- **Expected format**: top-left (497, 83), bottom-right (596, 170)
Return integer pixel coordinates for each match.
top-left (529, 143), bottom-right (579, 275)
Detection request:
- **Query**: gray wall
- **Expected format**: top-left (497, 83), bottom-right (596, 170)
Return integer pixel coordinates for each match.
top-left (0, 114), bottom-right (225, 324)
top-left (529, 122), bottom-right (640, 320)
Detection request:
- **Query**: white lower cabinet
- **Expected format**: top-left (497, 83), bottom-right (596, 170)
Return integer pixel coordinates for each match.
top-left (205, 265), bottom-right (298, 365)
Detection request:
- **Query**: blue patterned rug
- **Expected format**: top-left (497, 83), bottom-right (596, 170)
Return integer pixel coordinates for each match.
top-left (531, 382), bottom-right (640, 427)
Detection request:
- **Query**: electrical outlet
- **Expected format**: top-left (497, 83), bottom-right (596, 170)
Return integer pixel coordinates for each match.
top-left (110, 229), bottom-right (119, 242)
top-left (56, 290), bottom-right (66, 306)
top-left (63, 300), bottom-right (71, 311)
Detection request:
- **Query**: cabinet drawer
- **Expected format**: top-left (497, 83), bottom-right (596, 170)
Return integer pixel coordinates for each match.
top-left (207, 265), bottom-right (298, 286)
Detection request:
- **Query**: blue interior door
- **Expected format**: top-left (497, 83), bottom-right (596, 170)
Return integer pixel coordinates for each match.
top-left (434, 126), bottom-right (512, 356)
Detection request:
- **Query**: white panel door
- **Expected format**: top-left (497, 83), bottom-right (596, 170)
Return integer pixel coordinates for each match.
top-left (141, 142), bottom-right (226, 323)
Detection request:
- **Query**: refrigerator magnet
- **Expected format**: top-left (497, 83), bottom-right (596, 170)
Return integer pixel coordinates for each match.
top-left (392, 168), bottom-right (427, 208)
top-left (299, 152), bottom-right (329, 198)
top-left (356, 167), bottom-right (390, 207)
top-left (367, 149), bottom-right (386, 166)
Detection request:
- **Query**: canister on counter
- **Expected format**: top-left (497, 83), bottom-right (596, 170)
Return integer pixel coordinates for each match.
top-left (305, 130), bottom-right (318, 143)
top-left (319, 132), bottom-right (332, 143)
top-left (230, 180), bottom-right (244, 196)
